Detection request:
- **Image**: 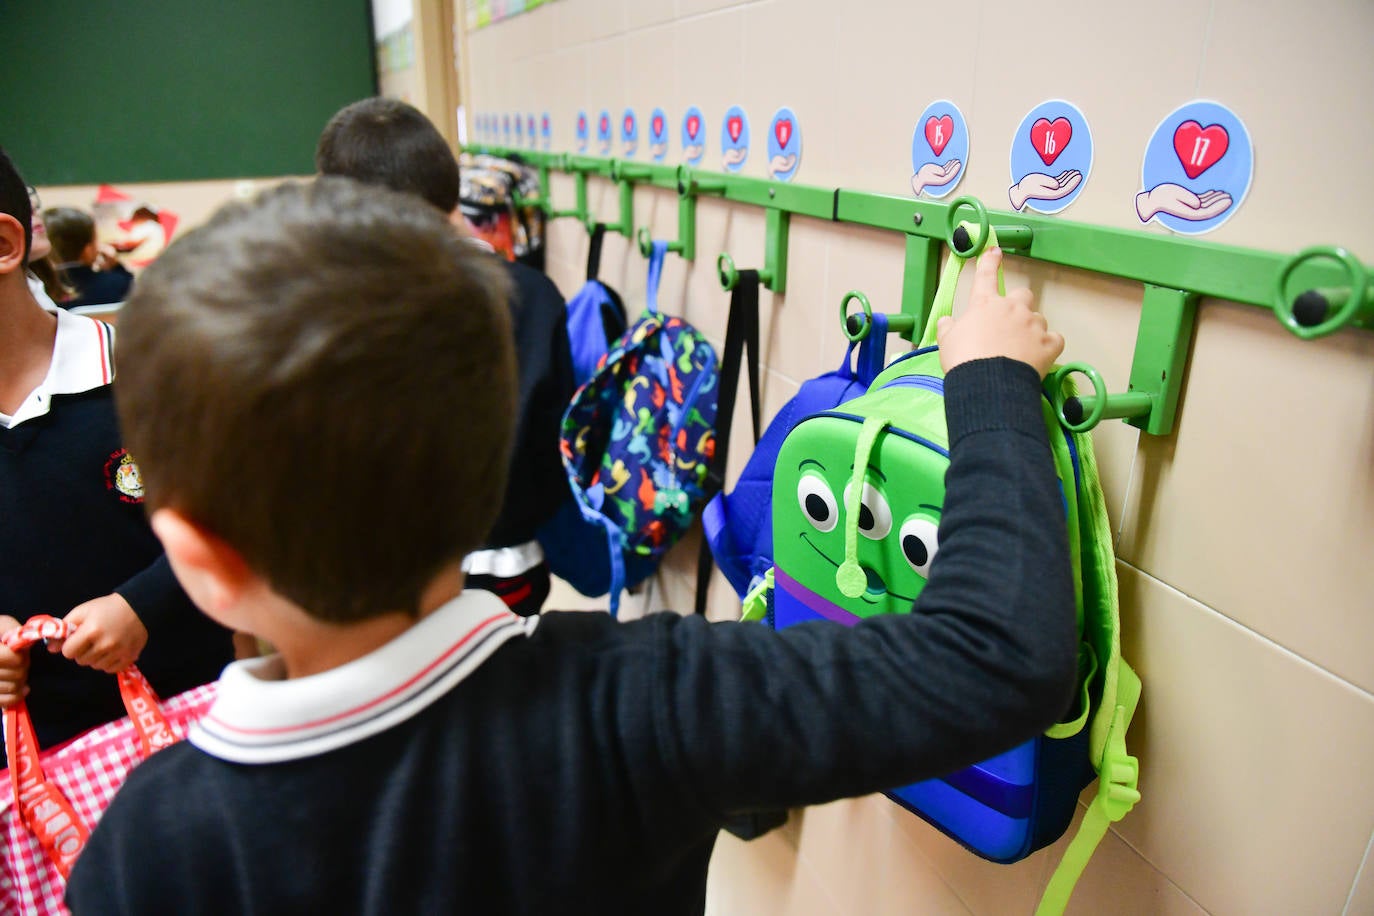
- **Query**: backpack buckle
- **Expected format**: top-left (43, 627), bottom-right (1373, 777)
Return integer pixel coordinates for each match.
top-left (1097, 703), bottom-right (1140, 823)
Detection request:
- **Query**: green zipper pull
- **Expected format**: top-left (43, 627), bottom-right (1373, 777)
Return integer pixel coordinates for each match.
top-left (835, 417), bottom-right (887, 599)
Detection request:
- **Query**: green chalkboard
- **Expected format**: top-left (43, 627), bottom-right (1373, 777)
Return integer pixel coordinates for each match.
top-left (3, 1), bottom-right (378, 185)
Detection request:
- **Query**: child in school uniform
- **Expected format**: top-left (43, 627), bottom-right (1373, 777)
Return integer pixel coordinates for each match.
top-left (0, 148), bottom-right (234, 760)
top-left (314, 97), bottom-right (574, 617)
top-left (65, 178), bottom-right (1075, 915)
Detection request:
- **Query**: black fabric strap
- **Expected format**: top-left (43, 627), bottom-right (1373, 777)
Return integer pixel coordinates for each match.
top-left (694, 271), bottom-right (761, 616)
top-left (586, 222), bottom-right (607, 281)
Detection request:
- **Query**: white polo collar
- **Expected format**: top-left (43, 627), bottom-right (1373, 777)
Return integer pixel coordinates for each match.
top-left (3, 308), bottom-right (116, 427)
top-left (190, 590), bottom-right (537, 764)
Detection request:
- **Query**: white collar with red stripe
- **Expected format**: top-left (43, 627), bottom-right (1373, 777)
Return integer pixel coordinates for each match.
top-left (190, 590), bottom-right (537, 764)
top-left (3, 309), bottom-right (116, 427)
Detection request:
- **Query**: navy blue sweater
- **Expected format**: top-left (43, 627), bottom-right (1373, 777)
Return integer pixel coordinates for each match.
top-left (0, 384), bottom-right (234, 755)
top-left (66, 358), bottom-right (1076, 915)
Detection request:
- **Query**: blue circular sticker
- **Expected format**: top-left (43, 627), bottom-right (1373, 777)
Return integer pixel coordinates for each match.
top-left (910, 101), bottom-right (968, 199)
top-left (1138, 100), bottom-right (1253, 235)
top-left (541, 112), bottom-right (552, 151)
top-left (766, 107), bottom-right (802, 182)
top-left (526, 114), bottom-right (537, 149)
top-left (1008, 100), bottom-right (1093, 214)
top-left (721, 105), bottom-right (750, 173)
top-left (503, 114), bottom-right (512, 144)
top-left (648, 107), bottom-right (669, 162)
top-left (596, 110), bottom-right (612, 155)
top-left (575, 110), bottom-right (589, 153)
top-left (621, 109), bottom-right (638, 157)
top-left (681, 106), bottom-right (706, 167)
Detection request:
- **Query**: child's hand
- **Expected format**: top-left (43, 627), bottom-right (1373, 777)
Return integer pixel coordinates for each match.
top-left (54, 594), bottom-right (149, 674)
top-left (0, 615), bottom-right (30, 707)
top-left (936, 247), bottom-right (1064, 378)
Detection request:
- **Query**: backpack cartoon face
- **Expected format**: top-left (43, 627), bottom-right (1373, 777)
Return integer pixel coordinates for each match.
top-left (772, 411), bottom-right (949, 624)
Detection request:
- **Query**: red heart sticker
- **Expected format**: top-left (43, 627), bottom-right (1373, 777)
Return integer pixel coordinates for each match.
top-left (623, 115), bottom-right (634, 136)
top-left (687, 115), bottom-right (700, 139)
top-left (599, 114), bottom-right (609, 134)
top-left (577, 115), bottom-right (586, 133)
top-left (652, 115), bottom-right (664, 136)
top-left (775, 119), bottom-right (792, 149)
top-left (925, 115), bottom-right (954, 156)
top-left (1029, 117), bottom-right (1072, 167)
top-left (1172, 120), bottom-right (1229, 179)
top-left (727, 116), bottom-right (743, 143)
top-left (542, 116), bottom-right (550, 132)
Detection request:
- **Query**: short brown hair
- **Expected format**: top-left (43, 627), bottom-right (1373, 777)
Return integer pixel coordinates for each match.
top-left (43, 206), bottom-right (96, 263)
top-left (117, 178), bottom-right (515, 621)
top-left (315, 97), bottom-right (461, 214)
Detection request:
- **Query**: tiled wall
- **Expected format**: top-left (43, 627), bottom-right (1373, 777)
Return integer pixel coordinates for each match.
top-left (472, 1), bottom-right (1374, 913)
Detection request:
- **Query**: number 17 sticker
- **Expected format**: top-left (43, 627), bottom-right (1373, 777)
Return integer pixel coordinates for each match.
top-left (1137, 100), bottom-right (1253, 235)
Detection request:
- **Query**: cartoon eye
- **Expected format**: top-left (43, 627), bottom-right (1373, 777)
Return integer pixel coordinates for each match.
top-left (842, 481), bottom-right (892, 540)
top-left (797, 474), bottom-right (838, 533)
top-left (899, 516), bottom-right (940, 577)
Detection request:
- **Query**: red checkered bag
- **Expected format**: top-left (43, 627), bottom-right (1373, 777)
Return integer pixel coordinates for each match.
top-left (0, 616), bottom-right (217, 915)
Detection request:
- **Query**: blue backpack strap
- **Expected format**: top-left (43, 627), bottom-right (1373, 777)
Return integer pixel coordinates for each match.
top-left (694, 268), bottom-right (762, 615)
top-left (646, 239), bottom-right (667, 314)
top-left (856, 312), bottom-right (890, 383)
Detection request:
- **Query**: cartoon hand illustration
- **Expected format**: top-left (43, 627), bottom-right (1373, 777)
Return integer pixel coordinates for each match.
top-left (1136, 183), bottom-right (1233, 222)
top-left (722, 146), bottom-right (748, 167)
top-left (1008, 170), bottom-right (1082, 211)
top-left (768, 153), bottom-right (797, 178)
top-left (650, 141), bottom-right (668, 159)
top-left (683, 143), bottom-right (704, 162)
top-left (910, 160), bottom-right (961, 197)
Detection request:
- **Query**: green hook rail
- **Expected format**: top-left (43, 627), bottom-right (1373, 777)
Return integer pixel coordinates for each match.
top-left (466, 144), bottom-right (1371, 437)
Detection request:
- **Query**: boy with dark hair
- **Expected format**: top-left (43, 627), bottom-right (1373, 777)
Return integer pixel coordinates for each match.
top-left (316, 96), bottom-right (574, 616)
top-left (65, 177), bottom-right (1075, 915)
top-left (0, 147), bottom-right (233, 758)
top-left (44, 205), bottom-right (135, 309)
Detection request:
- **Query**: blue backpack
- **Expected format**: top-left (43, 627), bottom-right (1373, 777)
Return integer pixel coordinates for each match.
top-left (564, 222), bottom-right (627, 386)
top-left (543, 240), bottom-right (719, 616)
top-left (695, 312), bottom-right (890, 614)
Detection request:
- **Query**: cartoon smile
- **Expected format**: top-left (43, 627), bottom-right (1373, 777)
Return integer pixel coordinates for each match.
top-left (799, 533), bottom-right (916, 604)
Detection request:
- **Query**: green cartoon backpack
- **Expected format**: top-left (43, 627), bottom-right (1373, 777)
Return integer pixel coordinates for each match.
top-left (746, 228), bottom-right (1141, 916)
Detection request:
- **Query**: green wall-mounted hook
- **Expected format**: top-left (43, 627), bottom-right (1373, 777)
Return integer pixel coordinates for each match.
top-left (1050, 363), bottom-right (1155, 433)
top-left (677, 164), bottom-right (728, 198)
top-left (637, 226), bottom-right (685, 257)
top-left (716, 252), bottom-right (765, 290)
top-left (947, 195), bottom-right (1032, 257)
top-left (840, 290), bottom-right (917, 341)
top-left (611, 161), bottom-right (655, 183)
top-left (1274, 245), bottom-right (1372, 340)
top-left (716, 207), bottom-right (790, 294)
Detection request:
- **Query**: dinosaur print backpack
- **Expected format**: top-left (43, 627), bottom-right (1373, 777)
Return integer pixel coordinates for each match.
top-left (553, 240), bottom-right (718, 616)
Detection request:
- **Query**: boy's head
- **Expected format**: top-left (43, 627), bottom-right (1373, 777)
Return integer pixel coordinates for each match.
top-left (315, 97), bottom-right (461, 214)
top-left (117, 178), bottom-right (516, 622)
top-left (0, 147), bottom-right (34, 260)
top-left (43, 206), bottom-right (97, 264)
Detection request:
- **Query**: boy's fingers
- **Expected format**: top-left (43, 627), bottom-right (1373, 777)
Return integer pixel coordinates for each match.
top-left (935, 316), bottom-right (952, 339)
top-left (970, 247), bottom-right (1003, 300)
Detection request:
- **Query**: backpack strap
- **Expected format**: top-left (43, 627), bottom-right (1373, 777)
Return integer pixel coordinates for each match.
top-left (646, 238), bottom-right (668, 314)
top-left (1035, 419), bottom-right (1141, 915)
top-left (853, 311), bottom-right (890, 384)
top-left (586, 222), bottom-right (608, 281)
top-left (694, 269), bottom-right (762, 615)
top-left (917, 224), bottom-right (1003, 348)
top-left (835, 417), bottom-right (888, 598)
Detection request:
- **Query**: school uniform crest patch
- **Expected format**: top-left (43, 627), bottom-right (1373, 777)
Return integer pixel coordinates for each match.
top-left (104, 449), bottom-right (145, 503)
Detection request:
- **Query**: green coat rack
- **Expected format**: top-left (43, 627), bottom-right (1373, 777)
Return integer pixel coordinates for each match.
top-left (471, 145), bottom-right (1372, 437)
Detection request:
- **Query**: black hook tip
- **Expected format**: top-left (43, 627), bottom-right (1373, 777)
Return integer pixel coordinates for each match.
top-left (1062, 397), bottom-right (1085, 426)
top-left (951, 225), bottom-right (973, 254)
top-left (845, 314), bottom-right (866, 337)
top-left (1293, 290), bottom-right (1330, 327)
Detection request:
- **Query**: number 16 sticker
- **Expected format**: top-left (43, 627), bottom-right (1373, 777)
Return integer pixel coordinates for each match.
top-left (1009, 100), bottom-right (1093, 214)
top-left (1137, 100), bottom-right (1253, 235)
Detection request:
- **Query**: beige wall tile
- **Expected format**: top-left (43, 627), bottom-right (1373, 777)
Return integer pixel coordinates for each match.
top-left (1346, 834), bottom-right (1374, 916)
top-left (1197, 0), bottom-right (1374, 254)
top-left (1117, 301), bottom-right (1374, 691)
top-left (678, 0), bottom-right (748, 19)
top-left (1113, 563), bottom-right (1374, 914)
top-left (673, 10), bottom-right (745, 141)
top-left (627, 0), bottom-right (676, 32)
